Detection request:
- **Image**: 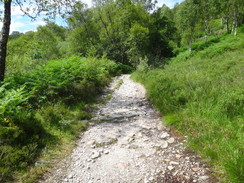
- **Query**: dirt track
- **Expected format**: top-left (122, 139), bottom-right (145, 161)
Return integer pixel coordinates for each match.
top-left (41, 74), bottom-right (212, 183)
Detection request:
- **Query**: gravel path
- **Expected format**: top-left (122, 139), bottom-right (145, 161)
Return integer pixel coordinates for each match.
top-left (40, 75), bottom-right (213, 183)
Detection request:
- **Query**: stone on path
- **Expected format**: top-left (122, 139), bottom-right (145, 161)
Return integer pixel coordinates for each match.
top-left (160, 132), bottom-right (170, 139)
top-left (161, 140), bottom-right (168, 149)
top-left (87, 140), bottom-right (95, 146)
top-left (168, 165), bottom-right (174, 171)
top-left (41, 75), bottom-right (212, 183)
top-left (91, 151), bottom-right (100, 159)
top-left (170, 161), bottom-right (179, 165)
top-left (192, 167), bottom-right (200, 172)
top-left (167, 137), bottom-right (175, 144)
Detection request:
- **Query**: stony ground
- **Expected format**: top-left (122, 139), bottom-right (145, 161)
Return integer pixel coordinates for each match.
top-left (40, 75), bottom-right (214, 183)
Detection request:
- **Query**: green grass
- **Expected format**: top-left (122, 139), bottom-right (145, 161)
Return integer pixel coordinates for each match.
top-left (174, 29), bottom-right (244, 63)
top-left (132, 30), bottom-right (244, 183)
top-left (0, 56), bottom-right (130, 182)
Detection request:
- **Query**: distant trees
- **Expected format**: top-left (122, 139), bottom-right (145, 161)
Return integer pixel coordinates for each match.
top-left (167, 0), bottom-right (244, 48)
top-left (67, 0), bottom-right (177, 66)
top-left (6, 23), bottom-right (67, 76)
top-left (5, 0), bottom-right (178, 70)
top-left (9, 31), bottom-right (22, 40)
top-left (0, 0), bottom-right (78, 82)
top-left (3, 0), bottom-right (244, 77)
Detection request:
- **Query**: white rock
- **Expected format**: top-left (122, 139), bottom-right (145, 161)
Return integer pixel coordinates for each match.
top-left (160, 132), bottom-right (170, 139)
top-left (68, 174), bottom-right (73, 179)
top-left (91, 151), bottom-right (100, 159)
top-left (128, 137), bottom-right (134, 143)
top-left (137, 132), bottom-right (143, 137)
top-left (108, 134), bottom-right (117, 139)
top-left (144, 177), bottom-right (149, 183)
top-left (168, 166), bottom-right (174, 171)
top-left (176, 154), bottom-right (182, 159)
top-left (128, 132), bottom-right (136, 137)
top-left (141, 125), bottom-right (151, 130)
top-left (192, 167), bottom-right (200, 172)
top-left (91, 144), bottom-right (96, 148)
top-left (99, 149), bottom-right (104, 153)
top-left (199, 176), bottom-right (209, 180)
top-left (87, 140), bottom-right (96, 145)
top-left (161, 140), bottom-right (168, 149)
top-left (143, 138), bottom-right (149, 142)
top-left (157, 124), bottom-right (164, 131)
top-left (170, 161), bottom-right (179, 165)
top-left (168, 137), bottom-right (175, 144)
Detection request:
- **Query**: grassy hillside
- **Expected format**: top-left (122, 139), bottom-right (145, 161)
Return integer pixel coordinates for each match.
top-left (0, 56), bottom-right (131, 182)
top-left (132, 29), bottom-right (244, 183)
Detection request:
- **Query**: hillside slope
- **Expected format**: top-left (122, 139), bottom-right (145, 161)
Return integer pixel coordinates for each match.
top-left (132, 30), bottom-right (244, 183)
top-left (0, 57), bottom-right (130, 182)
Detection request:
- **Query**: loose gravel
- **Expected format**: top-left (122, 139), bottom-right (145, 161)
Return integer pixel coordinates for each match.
top-left (40, 75), bottom-right (214, 183)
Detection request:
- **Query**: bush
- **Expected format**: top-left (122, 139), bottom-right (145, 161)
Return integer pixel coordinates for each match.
top-left (172, 32), bottom-right (244, 62)
top-left (0, 56), bottom-right (125, 182)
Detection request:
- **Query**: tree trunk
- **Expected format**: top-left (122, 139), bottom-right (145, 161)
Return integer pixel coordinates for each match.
top-left (232, 1), bottom-right (238, 36)
top-left (226, 17), bottom-right (230, 33)
top-left (204, 20), bottom-right (208, 42)
top-left (189, 27), bottom-right (194, 51)
top-left (0, 0), bottom-right (12, 82)
top-left (232, 18), bottom-right (237, 36)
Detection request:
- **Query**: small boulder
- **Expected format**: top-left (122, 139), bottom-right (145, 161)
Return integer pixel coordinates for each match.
top-left (160, 132), bottom-right (170, 139)
top-left (87, 140), bottom-right (96, 146)
top-left (161, 140), bottom-right (168, 149)
top-left (167, 137), bottom-right (175, 144)
top-left (167, 166), bottom-right (174, 171)
top-left (91, 151), bottom-right (100, 159)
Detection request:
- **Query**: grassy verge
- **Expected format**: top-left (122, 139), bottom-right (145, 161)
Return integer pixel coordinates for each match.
top-left (132, 31), bottom-right (244, 183)
top-left (0, 56), bottom-right (132, 182)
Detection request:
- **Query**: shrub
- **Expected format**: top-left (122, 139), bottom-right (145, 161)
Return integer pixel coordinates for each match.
top-left (0, 56), bottom-right (126, 182)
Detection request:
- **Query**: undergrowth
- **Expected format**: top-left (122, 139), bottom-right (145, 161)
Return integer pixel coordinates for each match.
top-left (0, 56), bottom-right (131, 182)
top-left (132, 30), bottom-right (244, 183)
top-left (173, 30), bottom-right (244, 63)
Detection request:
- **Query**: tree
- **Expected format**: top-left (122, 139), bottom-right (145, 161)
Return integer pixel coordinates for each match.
top-left (0, 0), bottom-right (77, 82)
top-left (176, 0), bottom-right (201, 49)
top-left (197, 0), bottom-right (213, 41)
top-left (67, 0), bottom-right (177, 66)
top-left (149, 11), bottom-right (177, 60)
top-left (68, 0), bottom-right (152, 65)
top-left (212, 0), bottom-right (244, 35)
top-left (132, 0), bottom-right (157, 12)
top-left (0, 0), bottom-right (11, 82)
top-left (9, 31), bottom-right (22, 40)
top-left (229, 0), bottom-right (244, 35)
top-left (158, 4), bottom-right (174, 20)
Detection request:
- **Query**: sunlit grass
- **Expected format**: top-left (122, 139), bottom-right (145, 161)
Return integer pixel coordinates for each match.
top-left (132, 32), bottom-right (244, 182)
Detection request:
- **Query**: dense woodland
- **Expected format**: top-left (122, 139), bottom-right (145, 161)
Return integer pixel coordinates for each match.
top-left (0, 0), bottom-right (244, 182)
top-left (6, 0), bottom-right (244, 75)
